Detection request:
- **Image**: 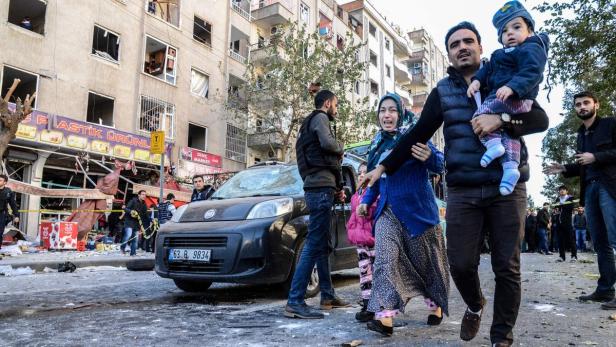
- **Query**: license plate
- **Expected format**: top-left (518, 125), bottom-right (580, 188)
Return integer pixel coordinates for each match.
top-left (168, 248), bottom-right (211, 262)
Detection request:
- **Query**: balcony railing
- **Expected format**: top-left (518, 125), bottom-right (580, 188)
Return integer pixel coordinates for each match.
top-left (229, 49), bottom-right (247, 64)
top-left (251, 0), bottom-right (294, 12)
top-left (231, 0), bottom-right (252, 21)
top-left (247, 130), bottom-right (284, 150)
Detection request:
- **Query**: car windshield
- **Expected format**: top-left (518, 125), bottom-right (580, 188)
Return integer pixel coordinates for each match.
top-left (211, 165), bottom-right (304, 199)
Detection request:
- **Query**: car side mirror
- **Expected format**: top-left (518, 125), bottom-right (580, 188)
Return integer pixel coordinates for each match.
top-left (343, 186), bottom-right (352, 204)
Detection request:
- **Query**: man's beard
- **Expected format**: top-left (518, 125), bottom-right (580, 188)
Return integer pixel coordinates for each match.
top-left (326, 107), bottom-right (336, 117)
top-left (577, 107), bottom-right (596, 120)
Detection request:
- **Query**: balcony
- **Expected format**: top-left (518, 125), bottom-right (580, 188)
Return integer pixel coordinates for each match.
top-left (249, 41), bottom-right (288, 64)
top-left (229, 49), bottom-right (247, 64)
top-left (411, 72), bottom-right (428, 86)
top-left (231, 0), bottom-right (251, 21)
top-left (394, 60), bottom-right (411, 84)
top-left (409, 48), bottom-right (428, 64)
top-left (251, 0), bottom-right (294, 27)
top-left (247, 130), bottom-right (284, 150)
top-left (395, 87), bottom-right (411, 107)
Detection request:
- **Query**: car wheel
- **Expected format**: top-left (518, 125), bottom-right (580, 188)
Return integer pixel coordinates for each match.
top-left (282, 238), bottom-right (320, 298)
top-left (173, 279), bottom-right (213, 292)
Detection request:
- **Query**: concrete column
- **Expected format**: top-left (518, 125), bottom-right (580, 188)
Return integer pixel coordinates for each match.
top-left (25, 151), bottom-right (50, 239)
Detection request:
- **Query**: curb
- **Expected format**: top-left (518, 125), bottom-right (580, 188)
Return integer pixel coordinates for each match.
top-left (0, 257), bottom-right (155, 272)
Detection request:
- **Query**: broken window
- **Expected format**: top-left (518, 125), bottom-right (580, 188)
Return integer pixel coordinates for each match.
top-left (188, 123), bottom-right (207, 151)
top-left (369, 50), bottom-right (377, 67)
top-left (146, 0), bottom-right (180, 27)
top-left (370, 81), bottom-right (379, 96)
top-left (190, 68), bottom-right (209, 98)
top-left (86, 92), bottom-right (114, 127)
top-left (139, 95), bottom-right (175, 139)
top-left (8, 0), bottom-right (46, 35)
top-left (225, 123), bottom-right (246, 162)
top-left (368, 22), bottom-right (376, 37)
top-left (193, 16), bottom-right (212, 46)
top-left (143, 35), bottom-right (177, 85)
top-left (255, 118), bottom-right (263, 132)
top-left (386, 65), bottom-right (391, 78)
top-left (92, 25), bottom-right (120, 62)
top-left (299, 2), bottom-right (310, 25)
top-left (1, 65), bottom-right (38, 108)
top-left (336, 34), bottom-right (344, 51)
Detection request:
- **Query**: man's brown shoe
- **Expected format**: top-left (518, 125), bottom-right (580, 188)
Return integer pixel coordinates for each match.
top-left (460, 297), bottom-right (486, 341)
top-left (320, 296), bottom-right (351, 310)
top-left (600, 298), bottom-right (616, 310)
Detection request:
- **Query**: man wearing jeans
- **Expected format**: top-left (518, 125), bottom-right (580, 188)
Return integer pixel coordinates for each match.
top-left (536, 203), bottom-right (551, 255)
top-left (545, 91), bottom-right (616, 310)
top-left (573, 207), bottom-right (587, 252)
top-left (360, 22), bottom-right (549, 346)
top-left (123, 190), bottom-right (149, 256)
top-left (284, 89), bottom-right (349, 319)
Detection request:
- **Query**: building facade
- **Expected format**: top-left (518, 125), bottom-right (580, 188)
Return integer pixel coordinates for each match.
top-left (408, 28), bottom-right (449, 150)
top-left (1, 0), bottom-right (252, 236)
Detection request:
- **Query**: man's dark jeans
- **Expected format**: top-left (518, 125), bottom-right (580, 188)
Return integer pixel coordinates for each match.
top-left (584, 181), bottom-right (616, 295)
top-left (287, 188), bottom-right (336, 305)
top-left (537, 227), bottom-right (549, 254)
top-left (446, 183), bottom-right (526, 345)
top-left (558, 224), bottom-right (577, 260)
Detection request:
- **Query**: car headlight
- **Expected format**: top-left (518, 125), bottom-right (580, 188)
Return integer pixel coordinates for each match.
top-left (246, 198), bottom-right (293, 219)
top-left (170, 204), bottom-right (189, 223)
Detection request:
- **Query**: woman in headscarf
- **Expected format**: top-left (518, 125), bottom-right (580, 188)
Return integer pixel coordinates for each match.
top-left (359, 93), bottom-right (449, 336)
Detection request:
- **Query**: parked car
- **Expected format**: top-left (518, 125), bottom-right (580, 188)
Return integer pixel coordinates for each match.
top-left (155, 162), bottom-right (358, 296)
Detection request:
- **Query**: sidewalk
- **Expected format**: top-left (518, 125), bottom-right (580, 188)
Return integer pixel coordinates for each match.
top-left (0, 248), bottom-right (154, 272)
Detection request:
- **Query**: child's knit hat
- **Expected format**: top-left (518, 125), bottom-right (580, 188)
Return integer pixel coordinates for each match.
top-left (492, 1), bottom-right (535, 43)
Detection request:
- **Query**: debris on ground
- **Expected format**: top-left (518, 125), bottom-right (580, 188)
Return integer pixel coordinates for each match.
top-left (609, 314), bottom-right (616, 321)
top-left (341, 340), bottom-right (363, 347)
top-left (57, 262), bottom-right (77, 273)
top-left (0, 265), bottom-right (35, 276)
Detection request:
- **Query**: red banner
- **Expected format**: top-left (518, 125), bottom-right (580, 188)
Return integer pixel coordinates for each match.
top-left (180, 147), bottom-right (222, 168)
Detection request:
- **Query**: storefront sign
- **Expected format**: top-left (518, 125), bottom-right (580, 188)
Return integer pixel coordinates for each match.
top-left (177, 159), bottom-right (225, 177)
top-left (40, 130), bottom-right (63, 144)
top-left (180, 147), bottom-right (222, 168)
top-left (67, 135), bottom-right (88, 149)
top-left (13, 105), bottom-right (172, 164)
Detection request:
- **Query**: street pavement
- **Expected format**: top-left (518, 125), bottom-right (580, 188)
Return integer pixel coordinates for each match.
top-left (0, 253), bottom-right (615, 346)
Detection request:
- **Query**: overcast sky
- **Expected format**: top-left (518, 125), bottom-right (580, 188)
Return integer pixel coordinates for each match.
top-left (341, 0), bottom-right (565, 204)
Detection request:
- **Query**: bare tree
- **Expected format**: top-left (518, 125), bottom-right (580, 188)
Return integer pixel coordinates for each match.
top-left (0, 79), bottom-right (36, 159)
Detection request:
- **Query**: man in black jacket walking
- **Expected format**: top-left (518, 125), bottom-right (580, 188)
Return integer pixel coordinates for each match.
top-left (123, 190), bottom-right (150, 256)
top-left (536, 203), bottom-right (551, 255)
top-left (545, 91), bottom-right (616, 310)
top-left (554, 185), bottom-right (577, 262)
top-left (284, 89), bottom-right (349, 319)
top-left (573, 207), bottom-right (587, 252)
top-left (360, 22), bottom-right (549, 346)
top-left (524, 209), bottom-right (537, 253)
top-left (0, 174), bottom-right (19, 250)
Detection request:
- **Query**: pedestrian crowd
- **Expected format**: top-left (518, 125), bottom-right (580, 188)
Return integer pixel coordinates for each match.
top-left (284, 1), bottom-right (616, 347)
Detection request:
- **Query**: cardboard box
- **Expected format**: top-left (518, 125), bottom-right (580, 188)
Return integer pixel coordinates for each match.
top-left (40, 221), bottom-right (78, 250)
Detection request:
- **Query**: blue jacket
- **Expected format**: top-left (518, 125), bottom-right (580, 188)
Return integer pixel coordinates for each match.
top-left (361, 141), bottom-right (444, 238)
top-left (474, 33), bottom-right (549, 100)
